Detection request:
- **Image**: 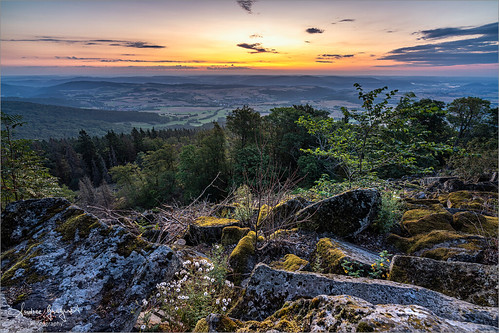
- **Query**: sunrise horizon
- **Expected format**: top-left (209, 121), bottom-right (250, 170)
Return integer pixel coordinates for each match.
top-left (1, 0), bottom-right (498, 77)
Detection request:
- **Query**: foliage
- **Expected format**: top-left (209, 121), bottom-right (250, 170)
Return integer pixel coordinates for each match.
top-left (447, 141), bottom-right (498, 182)
top-left (1, 112), bottom-right (74, 208)
top-left (139, 245), bottom-right (236, 332)
top-left (232, 185), bottom-right (254, 222)
top-left (340, 259), bottom-right (364, 278)
top-left (447, 97), bottom-right (491, 146)
top-left (300, 174), bottom-right (385, 200)
top-left (341, 250), bottom-right (392, 280)
top-left (373, 191), bottom-right (405, 233)
top-left (226, 105), bottom-right (262, 149)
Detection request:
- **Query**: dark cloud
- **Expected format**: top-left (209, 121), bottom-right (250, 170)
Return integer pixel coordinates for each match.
top-left (317, 54), bottom-right (354, 60)
top-left (236, 43), bottom-right (278, 54)
top-left (305, 41), bottom-right (311, 44)
top-left (3, 36), bottom-right (166, 49)
top-left (55, 56), bottom-right (204, 63)
top-left (418, 22), bottom-right (497, 40)
top-left (380, 23), bottom-right (498, 66)
top-left (316, 60), bottom-right (333, 63)
top-left (237, 0), bottom-right (255, 13)
top-left (250, 34), bottom-right (263, 38)
top-left (207, 65), bottom-right (252, 70)
top-left (306, 28), bottom-right (324, 34)
top-left (332, 18), bottom-right (355, 24)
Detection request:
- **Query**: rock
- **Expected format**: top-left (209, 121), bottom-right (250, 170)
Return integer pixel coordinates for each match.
top-left (270, 254), bottom-right (309, 272)
top-left (389, 255), bottom-right (498, 307)
top-left (1, 198), bottom-right (180, 332)
top-left (420, 176), bottom-right (457, 186)
top-left (401, 208), bottom-right (454, 237)
top-left (443, 178), bottom-right (466, 192)
top-left (388, 230), bottom-right (492, 264)
top-left (259, 197), bottom-right (310, 228)
top-left (221, 226), bottom-right (250, 246)
top-left (229, 263), bottom-right (498, 327)
top-left (446, 191), bottom-right (498, 215)
top-left (184, 216), bottom-right (239, 245)
top-left (228, 231), bottom-right (257, 284)
top-left (0, 293), bottom-right (44, 333)
top-left (234, 295), bottom-right (497, 333)
top-left (193, 313), bottom-right (241, 332)
top-left (295, 189), bottom-right (381, 237)
top-left (312, 238), bottom-right (381, 277)
top-left (452, 211), bottom-right (498, 238)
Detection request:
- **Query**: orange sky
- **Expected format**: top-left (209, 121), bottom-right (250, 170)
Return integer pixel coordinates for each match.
top-left (1, 0), bottom-right (497, 76)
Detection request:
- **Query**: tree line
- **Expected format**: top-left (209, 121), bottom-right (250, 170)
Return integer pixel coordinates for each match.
top-left (1, 84), bottom-right (497, 209)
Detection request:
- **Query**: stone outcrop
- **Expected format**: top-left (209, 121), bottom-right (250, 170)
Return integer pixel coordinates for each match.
top-left (1, 198), bottom-right (180, 332)
top-left (206, 295), bottom-right (498, 332)
top-left (0, 293), bottom-right (44, 333)
top-left (295, 189), bottom-right (381, 237)
top-left (389, 255), bottom-right (498, 307)
top-left (184, 216), bottom-right (240, 245)
top-left (229, 264), bottom-right (498, 327)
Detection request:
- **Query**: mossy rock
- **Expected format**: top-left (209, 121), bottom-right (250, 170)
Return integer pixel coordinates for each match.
top-left (447, 191), bottom-right (498, 213)
top-left (229, 231), bottom-right (256, 284)
top-left (194, 314), bottom-right (242, 332)
top-left (452, 211), bottom-right (498, 237)
top-left (221, 226), bottom-right (250, 246)
top-left (312, 238), bottom-right (376, 277)
top-left (402, 211), bottom-right (454, 236)
top-left (55, 210), bottom-right (101, 242)
top-left (185, 216), bottom-right (240, 245)
top-left (270, 254), bottom-right (309, 272)
top-left (403, 198), bottom-right (442, 210)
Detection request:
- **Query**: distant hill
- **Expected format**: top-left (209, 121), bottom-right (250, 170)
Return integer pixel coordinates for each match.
top-left (1, 101), bottom-right (174, 140)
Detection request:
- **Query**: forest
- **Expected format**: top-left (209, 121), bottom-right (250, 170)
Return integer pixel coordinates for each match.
top-left (1, 84), bottom-right (497, 211)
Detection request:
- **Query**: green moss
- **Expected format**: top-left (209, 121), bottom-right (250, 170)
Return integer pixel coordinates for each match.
top-left (257, 205), bottom-right (271, 227)
top-left (357, 321), bottom-right (375, 332)
top-left (221, 226), bottom-right (250, 246)
top-left (452, 212), bottom-right (498, 237)
top-left (1, 248), bottom-right (42, 286)
top-left (195, 216), bottom-right (239, 227)
top-left (274, 319), bottom-right (299, 333)
top-left (229, 231), bottom-right (256, 283)
top-left (408, 230), bottom-right (465, 253)
top-left (55, 212), bottom-right (100, 242)
top-left (216, 315), bottom-right (240, 332)
top-left (446, 191), bottom-right (497, 212)
top-left (13, 293), bottom-right (30, 305)
top-left (116, 233), bottom-right (154, 258)
top-left (193, 318), bottom-right (209, 332)
top-left (271, 254), bottom-right (309, 272)
top-left (403, 212), bottom-right (454, 236)
top-left (314, 238), bottom-right (346, 274)
top-left (420, 248), bottom-right (461, 261)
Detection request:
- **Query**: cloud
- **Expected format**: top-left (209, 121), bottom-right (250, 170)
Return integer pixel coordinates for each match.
top-left (236, 43), bottom-right (278, 54)
top-left (380, 22), bottom-right (498, 66)
top-left (207, 65), bottom-right (252, 70)
top-left (417, 22), bottom-right (497, 40)
top-left (332, 18), bottom-right (355, 24)
top-left (237, 0), bottom-right (255, 13)
top-left (3, 36), bottom-right (166, 49)
top-left (55, 56), bottom-right (204, 63)
top-left (306, 28), bottom-right (324, 34)
top-left (250, 34), bottom-right (263, 38)
top-left (304, 41), bottom-right (311, 44)
top-left (317, 54), bottom-right (354, 60)
top-left (316, 60), bottom-right (333, 63)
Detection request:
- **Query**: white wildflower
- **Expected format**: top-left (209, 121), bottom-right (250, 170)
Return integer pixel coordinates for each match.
top-left (156, 293), bottom-right (160, 298)
top-left (216, 299), bottom-right (220, 304)
top-left (198, 268), bottom-right (203, 272)
top-left (204, 292), bottom-right (208, 296)
top-left (195, 262), bottom-right (200, 268)
top-left (141, 324), bottom-right (146, 330)
top-left (142, 299), bottom-right (148, 306)
top-left (227, 298), bottom-right (231, 303)
top-left (176, 288), bottom-right (180, 292)
top-left (222, 306), bottom-right (226, 311)
top-left (210, 278), bottom-right (215, 283)
top-left (175, 306), bottom-right (179, 310)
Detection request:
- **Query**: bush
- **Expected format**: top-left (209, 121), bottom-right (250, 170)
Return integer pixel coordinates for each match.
top-left (373, 191), bottom-right (405, 233)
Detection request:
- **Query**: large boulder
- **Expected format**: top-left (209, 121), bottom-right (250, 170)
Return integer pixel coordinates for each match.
top-left (184, 216), bottom-right (240, 245)
top-left (229, 264), bottom-right (498, 327)
top-left (312, 238), bottom-right (381, 277)
top-left (389, 255), bottom-right (498, 307)
top-left (212, 295), bottom-right (498, 332)
top-left (295, 189), bottom-right (381, 237)
top-left (1, 198), bottom-right (180, 332)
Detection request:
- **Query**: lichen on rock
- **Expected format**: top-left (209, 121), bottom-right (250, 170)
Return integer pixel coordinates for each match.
top-left (270, 254), bottom-right (309, 272)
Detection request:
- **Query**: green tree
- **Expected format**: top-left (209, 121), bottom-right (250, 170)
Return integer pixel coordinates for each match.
top-left (447, 97), bottom-right (491, 146)
top-left (226, 106), bottom-right (262, 149)
top-left (1, 112), bottom-right (73, 208)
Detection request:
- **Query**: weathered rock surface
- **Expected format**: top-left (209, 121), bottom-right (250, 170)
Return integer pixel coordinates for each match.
top-left (1, 198), bottom-right (180, 332)
top-left (312, 238), bottom-right (381, 276)
top-left (295, 189), bottom-right (381, 237)
top-left (184, 216), bottom-right (240, 245)
top-left (219, 295), bottom-right (498, 332)
top-left (0, 293), bottom-right (44, 333)
top-left (229, 264), bottom-right (498, 327)
top-left (389, 255), bottom-right (498, 307)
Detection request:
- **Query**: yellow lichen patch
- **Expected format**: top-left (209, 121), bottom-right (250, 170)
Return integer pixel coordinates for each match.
top-left (314, 238), bottom-right (347, 274)
top-left (229, 231), bottom-right (256, 282)
top-left (193, 318), bottom-right (208, 332)
top-left (408, 230), bottom-right (465, 254)
top-left (221, 226), bottom-right (250, 246)
top-left (195, 216), bottom-right (239, 227)
top-left (257, 205), bottom-right (271, 227)
top-left (271, 254), bottom-right (309, 272)
top-left (452, 211), bottom-right (498, 237)
top-left (420, 247), bottom-right (461, 261)
top-left (403, 212), bottom-right (454, 236)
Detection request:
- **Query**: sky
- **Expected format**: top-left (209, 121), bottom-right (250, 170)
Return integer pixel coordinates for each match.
top-left (1, 0), bottom-right (498, 76)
